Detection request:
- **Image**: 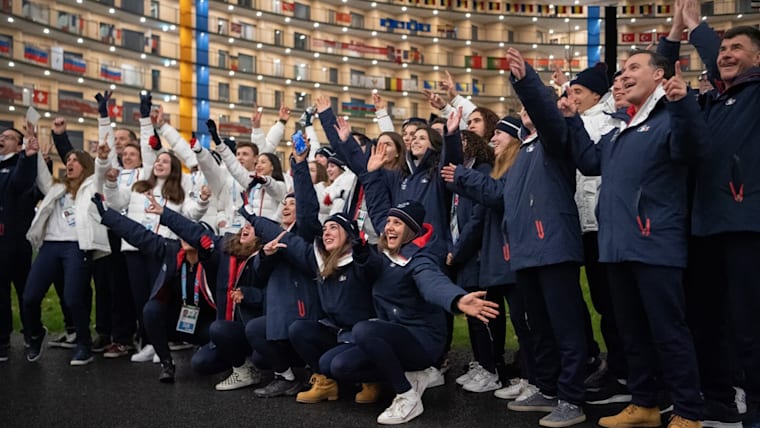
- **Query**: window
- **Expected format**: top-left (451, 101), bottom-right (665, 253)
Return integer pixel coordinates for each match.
top-left (471, 25), bottom-right (478, 41)
top-left (218, 50), bottom-right (228, 69)
top-left (100, 23), bottom-right (116, 44)
top-left (122, 29), bottom-right (145, 52)
top-left (294, 64), bottom-right (309, 81)
top-left (274, 29), bottom-right (283, 46)
top-left (241, 23), bottom-right (256, 41)
top-left (273, 59), bottom-right (283, 76)
top-left (351, 13), bottom-right (364, 28)
top-left (148, 34), bottom-right (159, 55)
top-left (238, 0), bottom-right (252, 7)
top-left (508, 30), bottom-right (514, 43)
top-left (150, 1), bottom-right (159, 19)
top-left (350, 69), bottom-right (365, 86)
top-left (294, 92), bottom-right (310, 110)
top-left (328, 10), bottom-right (336, 24)
top-left (410, 102), bottom-right (418, 118)
top-left (56, 11), bottom-right (82, 34)
top-left (329, 68), bottom-right (338, 84)
top-left (387, 101), bottom-right (395, 118)
top-left (123, 0), bottom-right (144, 14)
top-left (218, 82), bottom-right (230, 101)
top-left (217, 18), bottom-right (228, 35)
top-left (151, 69), bottom-right (160, 91)
top-left (274, 90), bottom-right (284, 109)
top-left (294, 3), bottom-right (310, 20)
top-left (294, 32), bottom-right (308, 50)
top-left (271, 0), bottom-right (281, 13)
top-left (700, 1), bottom-right (714, 16)
top-left (66, 130), bottom-right (84, 151)
top-left (238, 85), bottom-right (257, 104)
top-left (330, 96), bottom-right (339, 112)
top-left (238, 54), bottom-right (254, 73)
top-left (0, 34), bottom-right (12, 57)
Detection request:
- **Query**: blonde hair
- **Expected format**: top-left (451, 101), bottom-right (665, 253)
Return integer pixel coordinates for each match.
top-left (491, 137), bottom-right (520, 178)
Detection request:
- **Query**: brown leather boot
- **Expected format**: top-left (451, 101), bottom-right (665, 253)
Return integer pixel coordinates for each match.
top-left (296, 374), bottom-right (338, 403)
top-left (598, 404), bottom-right (662, 427)
top-left (355, 383), bottom-right (381, 404)
top-left (667, 415), bottom-right (701, 428)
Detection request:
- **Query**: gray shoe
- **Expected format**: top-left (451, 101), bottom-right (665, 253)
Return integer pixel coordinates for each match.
top-left (253, 376), bottom-right (303, 398)
top-left (539, 400), bottom-right (587, 428)
top-left (507, 389), bottom-right (558, 412)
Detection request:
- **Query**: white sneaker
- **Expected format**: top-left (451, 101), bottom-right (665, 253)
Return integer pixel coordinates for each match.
top-left (456, 361), bottom-right (481, 386)
top-left (152, 353), bottom-right (160, 364)
top-left (424, 367), bottom-right (445, 389)
top-left (216, 362), bottom-right (260, 391)
top-left (462, 367), bottom-right (501, 393)
top-left (735, 386), bottom-right (747, 414)
top-left (130, 344), bottom-right (156, 363)
top-left (377, 390), bottom-right (424, 425)
top-left (405, 370), bottom-right (428, 397)
top-left (514, 383), bottom-right (540, 402)
top-left (495, 378), bottom-right (529, 400)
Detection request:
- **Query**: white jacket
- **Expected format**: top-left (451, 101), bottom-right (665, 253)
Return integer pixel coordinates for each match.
top-left (250, 121), bottom-right (285, 154)
top-left (575, 94), bottom-right (618, 233)
top-left (26, 154), bottom-right (110, 256)
top-left (321, 169), bottom-right (356, 217)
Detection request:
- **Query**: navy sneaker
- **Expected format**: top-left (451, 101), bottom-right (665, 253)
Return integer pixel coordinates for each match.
top-left (159, 360), bottom-right (175, 383)
top-left (26, 327), bottom-right (48, 362)
top-left (70, 345), bottom-right (94, 366)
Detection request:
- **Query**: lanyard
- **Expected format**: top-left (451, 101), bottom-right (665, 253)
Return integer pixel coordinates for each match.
top-left (181, 262), bottom-right (201, 306)
top-left (118, 169), bottom-right (138, 187)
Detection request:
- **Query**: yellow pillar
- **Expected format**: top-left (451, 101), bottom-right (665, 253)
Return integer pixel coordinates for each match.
top-left (179, 0), bottom-right (193, 140)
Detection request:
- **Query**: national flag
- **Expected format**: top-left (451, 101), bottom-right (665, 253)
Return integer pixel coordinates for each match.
top-left (640, 5), bottom-right (653, 15)
top-left (24, 45), bottom-right (48, 64)
top-left (336, 12), bottom-right (351, 25)
top-left (33, 89), bottom-right (48, 105)
top-left (100, 65), bottom-right (122, 82)
top-left (487, 56), bottom-right (509, 69)
top-left (386, 77), bottom-right (404, 91)
top-left (282, 1), bottom-right (295, 12)
top-left (464, 55), bottom-right (483, 69)
top-left (0, 36), bottom-right (10, 55)
top-left (455, 82), bottom-right (469, 93)
top-left (423, 80), bottom-right (437, 90)
top-left (455, 0), bottom-right (468, 9)
top-left (571, 5), bottom-right (583, 14)
top-left (621, 5), bottom-right (635, 14)
top-left (639, 33), bottom-right (653, 43)
top-left (657, 5), bottom-right (672, 14)
top-left (621, 33), bottom-right (635, 43)
top-left (472, 82), bottom-right (483, 95)
top-left (557, 5), bottom-right (568, 14)
top-left (0, 81), bottom-right (23, 102)
top-left (488, 2), bottom-right (500, 11)
top-left (109, 103), bottom-right (123, 119)
top-left (63, 55), bottom-right (87, 74)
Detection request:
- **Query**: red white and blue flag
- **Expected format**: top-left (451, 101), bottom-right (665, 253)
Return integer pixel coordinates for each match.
top-left (100, 65), bottom-right (122, 82)
top-left (64, 55), bottom-right (87, 74)
top-left (24, 45), bottom-right (48, 64)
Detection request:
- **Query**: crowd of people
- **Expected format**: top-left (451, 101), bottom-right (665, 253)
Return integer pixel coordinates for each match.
top-left (1, 2), bottom-right (759, 427)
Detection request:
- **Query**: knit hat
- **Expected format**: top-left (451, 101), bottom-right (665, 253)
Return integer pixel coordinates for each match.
top-left (495, 116), bottom-right (522, 139)
top-left (387, 201), bottom-right (425, 235)
top-left (327, 156), bottom-right (346, 170)
top-left (324, 212), bottom-right (359, 241)
top-left (315, 146), bottom-right (335, 159)
top-left (570, 63), bottom-right (610, 97)
top-left (402, 117), bottom-right (427, 128)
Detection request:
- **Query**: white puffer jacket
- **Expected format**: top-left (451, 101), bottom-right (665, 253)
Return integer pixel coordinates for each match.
top-left (321, 169), bottom-right (357, 217)
top-left (26, 154), bottom-right (110, 257)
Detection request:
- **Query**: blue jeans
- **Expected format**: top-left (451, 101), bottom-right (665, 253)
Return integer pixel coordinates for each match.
top-left (23, 241), bottom-right (93, 347)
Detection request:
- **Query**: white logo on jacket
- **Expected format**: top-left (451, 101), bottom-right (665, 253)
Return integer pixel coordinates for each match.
top-left (637, 124), bottom-right (650, 133)
top-left (726, 98), bottom-right (736, 106)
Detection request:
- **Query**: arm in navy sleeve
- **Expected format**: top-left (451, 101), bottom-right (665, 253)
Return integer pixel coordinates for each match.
top-left (51, 131), bottom-right (74, 159)
top-left (100, 209), bottom-right (168, 260)
top-left (441, 129), bottom-right (464, 168)
top-left (292, 159), bottom-right (322, 241)
top-left (159, 207), bottom-right (218, 261)
top-left (359, 169), bottom-right (394, 234)
top-left (689, 23), bottom-right (722, 85)
top-left (320, 106), bottom-right (371, 175)
top-left (657, 37), bottom-right (682, 68)
top-left (411, 254), bottom-right (467, 314)
top-left (450, 203), bottom-right (485, 265)
top-left (667, 95), bottom-right (710, 162)
top-left (10, 153), bottom-right (38, 194)
top-left (566, 115), bottom-right (603, 176)
top-left (450, 166), bottom-right (504, 209)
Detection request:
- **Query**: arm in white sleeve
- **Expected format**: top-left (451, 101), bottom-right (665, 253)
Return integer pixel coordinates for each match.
top-left (375, 108), bottom-right (394, 133)
top-left (261, 176), bottom-right (287, 204)
top-left (139, 117), bottom-right (157, 170)
top-left (450, 95), bottom-right (478, 130)
top-left (303, 125), bottom-right (321, 161)
top-left (181, 196), bottom-right (210, 221)
top-left (216, 143), bottom-right (252, 189)
top-left (263, 121), bottom-right (285, 154)
top-left (195, 149), bottom-right (226, 198)
top-left (103, 179), bottom-right (129, 212)
top-left (98, 117), bottom-right (118, 168)
top-left (157, 123), bottom-right (198, 169)
top-left (36, 151), bottom-right (53, 195)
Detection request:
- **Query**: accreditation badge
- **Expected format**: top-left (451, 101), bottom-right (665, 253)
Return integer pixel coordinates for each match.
top-left (176, 304), bottom-right (200, 334)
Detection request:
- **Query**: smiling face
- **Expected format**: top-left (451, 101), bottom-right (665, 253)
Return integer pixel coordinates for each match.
top-left (402, 124), bottom-right (419, 150)
top-left (0, 129), bottom-right (22, 156)
top-left (377, 135), bottom-right (399, 163)
top-left (717, 34), bottom-right (760, 82)
top-left (490, 129), bottom-right (517, 156)
top-left (236, 146), bottom-right (257, 171)
top-left (383, 216), bottom-right (408, 251)
top-left (326, 162), bottom-right (343, 182)
top-left (255, 154), bottom-right (273, 176)
top-left (410, 129), bottom-right (432, 158)
top-left (280, 197), bottom-right (296, 226)
top-left (621, 52), bottom-right (664, 108)
top-left (113, 129), bottom-right (134, 155)
top-left (65, 153), bottom-right (84, 180)
top-left (121, 145), bottom-right (141, 170)
top-left (322, 221), bottom-right (347, 253)
top-left (239, 222), bottom-right (256, 245)
top-left (568, 84), bottom-right (601, 114)
top-left (612, 75), bottom-right (628, 109)
top-left (152, 152), bottom-right (173, 179)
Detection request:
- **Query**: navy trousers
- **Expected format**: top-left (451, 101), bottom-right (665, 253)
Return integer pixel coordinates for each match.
top-left (191, 342), bottom-right (231, 375)
top-left (23, 241), bottom-right (93, 347)
top-left (607, 262), bottom-right (702, 420)
top-left (124, 252), bottom-right (160, 345)
top-left (92, 232), bottom-right (135, 344)
top-left (516, 262), bottom-right (588, 405)
top-left (209, 319), bottom-right (252, 368)
top-left (142, 298), bottom-right (213, 363)
top-left (244, 316), bottom-right (303, 373)
top-left (466, 285), bottom-right (508, 373)
top-left (288, 320), bottom-right (340, 373)
top-left (0, 242), bottom-right (31, 344)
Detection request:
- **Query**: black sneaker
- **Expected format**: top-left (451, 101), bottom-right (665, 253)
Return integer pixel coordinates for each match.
top-left (26, 327), bottom-right (48, 362)
top-left (701, 399), bottom-right (743, 428)
top-left (159, 360), bottom-right (175, 383)
top-left (0, 343), bottom-right (9, 362)
top-left (91, 335), bottom-right (111, 353)
top-left (584, 356), bottom-right (608, 391)
top-left (70, 345), bottom-right (94, 366)
top-left (48, 331), bottom-right (76, 349)
top-left (585, 377), bottom-right (632, 405)
top-left (254, 375), bottom-right (304, 398)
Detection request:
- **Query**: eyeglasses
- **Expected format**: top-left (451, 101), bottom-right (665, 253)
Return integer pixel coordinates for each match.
top-left (0, 133), bottom-right (20, 142)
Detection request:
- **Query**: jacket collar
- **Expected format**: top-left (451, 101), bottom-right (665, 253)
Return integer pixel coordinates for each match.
top-left (313, 244), bottom-right (353, 278)
top-left (714, 66), bottom-right (760, 94)
top-left (382, 223), bottom-right (434, 266)
top-left (626, 85), bottom-right (666, 129)
top-left (405, 148), bottom-right (436, 173)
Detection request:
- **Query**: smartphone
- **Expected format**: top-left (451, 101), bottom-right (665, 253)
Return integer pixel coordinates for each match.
top-left (292, 130), bottom-right (307, 155)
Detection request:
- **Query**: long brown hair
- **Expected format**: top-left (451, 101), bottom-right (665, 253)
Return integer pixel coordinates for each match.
top-left (60, 150), bottom-right (94, 196)
top-left (378, 131), bottom-right (409, 175)
top-left (316, 239), bottom-right (352, 278)
top-left (471, 107), bottom-right (500, 142)
top-left (132, 151), bottom-right (185, 204)
top-left (310, 161), bottom-right (329, 186)
top-left (377, 225), bottom-right (417, 257)
top-left (491, 136), bottom-right (520, 178)
top-left (223, 230), bottom-right (261, 259)
top-left (460, 130), bottom-right (494, 166)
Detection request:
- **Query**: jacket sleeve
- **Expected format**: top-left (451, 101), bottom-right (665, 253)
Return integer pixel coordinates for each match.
top-left (35, 150), bottom-right (53, 195)
top-left (139, 117), bottom-right (157, 170)
top-left (292, 161), bottom-right (323, 241)
top-left (216, 143), bottom-right (252, 188)
top-left (100, 208), bottom-right (168, 260)
top-left (303, 126), bottom-right (321, 160)
top-left (9, 152), bottom-right (38, 194)
top-left (689, 23), bottom-right (722, 85)
top-left (450, 203), bottom-right (485, 265)
top-left (96, 117), bottom-right (118, 168)
top-left (159, 207), bottom-right (217, 261)
top-left (180, 195), bottom-right (210, 221)
top-left (667, 95), bottom-right (710, 162)
top-left (195, 149), bottom-right (226, 198)
top-left (411, 254), bottom-right (466, 313)
top-left (441, 129), bottom-right (464, 168)
top-left (261, 176), bottom-right (287, 206)
top-left (511, 64), bottom-right (570, 159)
top-left (51, 131), bottom-right (74, 161)
top-left (359, 169), bottom-right (393, 234)
top-left (103, 178), bottom-right (130, 212)
top-left (251, 121), bottom-right (283, 154)
top-left (157, 123), bottom-right (198, 169)
top-left (566, 115), bottom-right (603, 176)
top-left (441, 95), bottom-right (478, 130)
top-left (451, 166), bottom-right (504, 209)
top-left (656, 37), bottom-right (682, 69)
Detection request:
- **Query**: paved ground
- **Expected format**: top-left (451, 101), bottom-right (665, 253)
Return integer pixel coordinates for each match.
top-left (0, 334), bottom-right (633, 427)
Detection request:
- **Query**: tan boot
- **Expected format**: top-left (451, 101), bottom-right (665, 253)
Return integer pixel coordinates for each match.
top-left (355, 383), bottom-right (381, 404)
top-left (667, 415), bottom-right (701, 428)
top-left (598, 404), bottom-right (662, 427)
top-left (296, 374), bottom-right (338, 403)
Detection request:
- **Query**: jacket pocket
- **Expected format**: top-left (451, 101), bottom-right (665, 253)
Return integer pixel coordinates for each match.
top-left (729, 154), bottom-right (744, 202)
top-left (529, 193), bottom-right (545, 240)
top-left (634, 188), bottom-right (651, 237)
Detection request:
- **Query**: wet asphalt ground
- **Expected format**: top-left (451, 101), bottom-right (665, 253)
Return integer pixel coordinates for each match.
top-left (0, 334), bottom-right (632, 427)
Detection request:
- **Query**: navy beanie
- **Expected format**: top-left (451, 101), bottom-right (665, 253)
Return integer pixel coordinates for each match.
top-left (327, 156), bottom-right (346, 170)
top-left (315, 146), bottom-right (335, 159)
top-left (570, 63), bottom-right (610, 97)
top-left (324, 212), bottom-right (359, 241)
top-left (387, 201), bottom-right (425, 235)
top-left (495, 116), bottom-right (522, 139)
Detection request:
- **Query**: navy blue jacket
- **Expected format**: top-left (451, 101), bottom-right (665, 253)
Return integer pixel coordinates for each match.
top-left (452, 65), bottom-right (583, 271)
top-left (448, 161), bottom-right (491, 288)
top-left (568, 88), bottom-right (706, 268)
top-left (0, 152), bottom-right (38, 251)
top-left (670, 24), bottom-right (760, 236)
top-left (158, 208), bottom-right (268, 323)
top-left (99, 208), bottom-right (217, 319)
top-left (371, 223), bottom-right (467, 360)
top-left (238, 159), bottom-right (323, 340)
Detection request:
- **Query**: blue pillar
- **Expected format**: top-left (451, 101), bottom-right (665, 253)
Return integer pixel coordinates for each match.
top-left (196, 0), bottom-right (210, 148)
top-left (587, 6), bottom-right (601, 67)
